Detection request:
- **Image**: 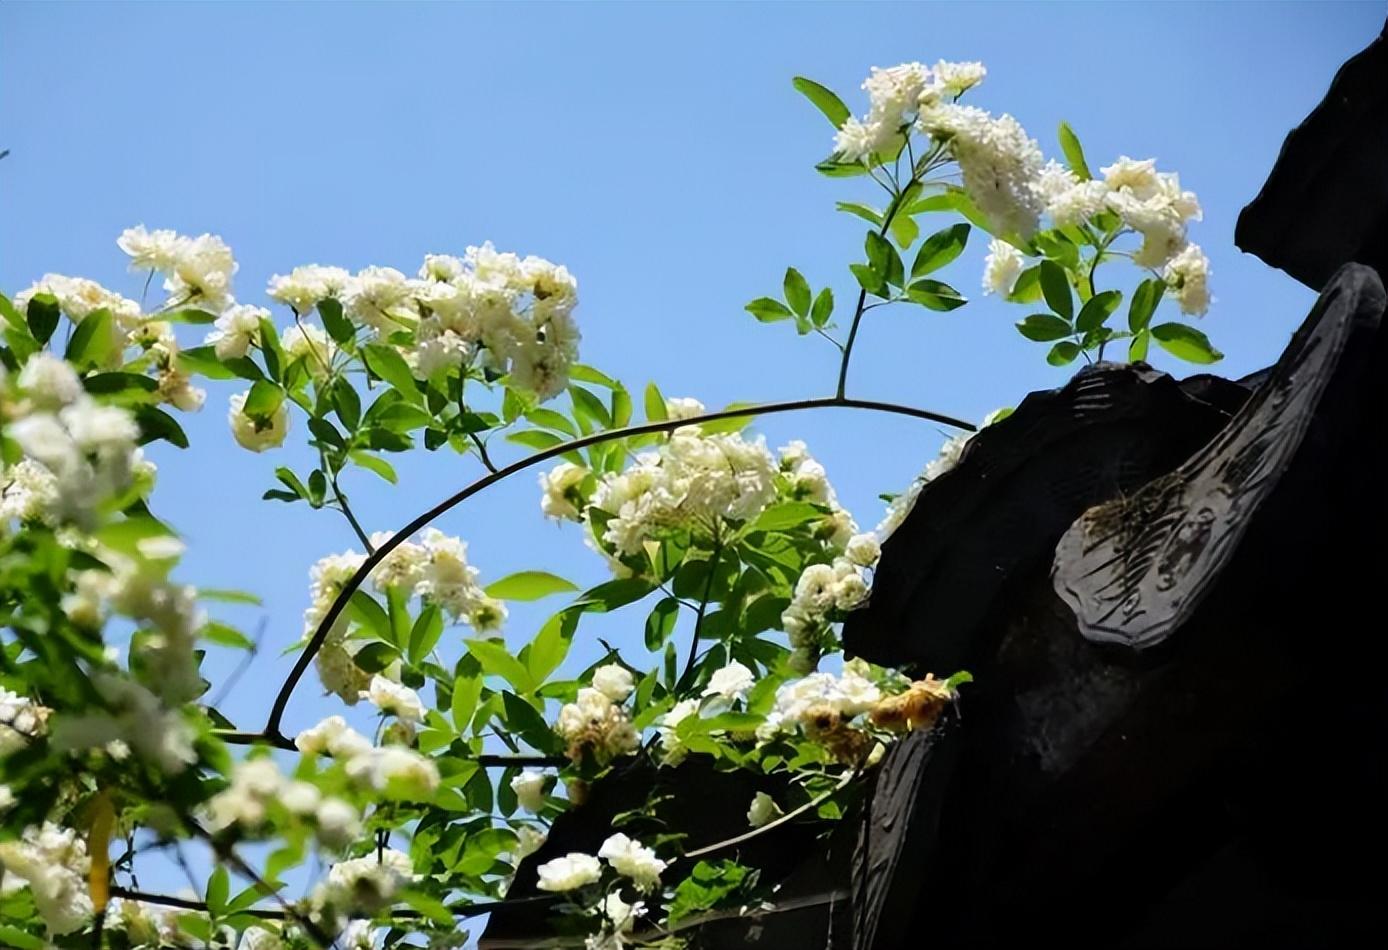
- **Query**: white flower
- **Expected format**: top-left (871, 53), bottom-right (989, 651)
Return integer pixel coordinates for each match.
top-left (591, 663), bottom-right (635, 702)
top-left (539, 462), bottom-right (589, 521)
top-left (205, 304), bottom-right (266, 360)
top-left (163, 232), bottom-right (238, 313)
top-left (656, 698), bottom-right (701, 765)
top-left (316, 849), bottom-right (414, 915)
top-left (267, 265), bottom-right (352, 314)
top-left (598, 833), bottom-right (666, 891)
top-left (17, 353), bottom-right (84, 409)
top-left (361, 675), bottom-right (425, 724)
top-left (703, 661), bottom-right (754, 702)
top-left (555, 687), bottom-right (639, 764)
top-left (0, 823), bottom-right (93, 934)
top-left (0, 688), bottom-right (48, 756)
top-left (50, 674), bottom-right (196, 773)
top-left (919, 104), bottom-right (1044, 238)
top-left (1164, 242), bottom-right (1211, 317)
top-left (845, 532), bottom-right (881, 567)
top-left (664, 396), bottom-right (705, 420)
top-left (15, 273), bottom-right (142, 326)
top-left (980, 237), bottom-right (1023, 298)
top-left (228, 390), bottom-right (290, 452)
top-left (280, 322), bottom-right (337, 379)
top-left (314, 798), bottom-right (361, 849)
top-left (344, 746), bottom-right (440, 799)
top-left (344, 266), bottom-right (417, 331)
top-left (205, 758), bottom-right (284, 832)
top-left (933, 59), bottom-right (986, 95)
top-left (510, 769), bottom-right (549, 813)
top-left (536, 852), bottom-right (602, 892)
top-left (118, 225), bottom-right (182, 272)
top-left (1, 458), bottom-right (60, 525)
top-left (295, 715), bottom-right (373, 759)
top-left (747, 791), bottom-right (782, 828)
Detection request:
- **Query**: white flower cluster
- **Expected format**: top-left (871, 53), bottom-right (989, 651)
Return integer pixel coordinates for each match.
top-left (311, 848), bottom-right (415, 924)
top-left (50, 672), bottom-right (197, 774)
top-left (13, 273), bottom-right (141, 327)
top-left (539, 461), bottom-right (589, 521)
top-left (834, 60), bottom-right (985, 162)
top-left (307, 531), bottom-right (503, 703)
top-left (777, 439), bottom-right (857, 547)
top-left (5, 353), bottom-right (145, 527)
top-left (361, 674), bottom-right (426, 723)
top-left (0, 822), bottom-right (92, 934)
top-left (920, 104), bottom-right (1046, 239)
top-left (366, 528), bottom-right (507, 629)
top-left (656, 660), bottom-right (756, 765)
top-left (589, 425), bottom-right (779, 560)
top-left (0, 686), bottom-right (49, 757)
top-left (554, 663), bottom-right (639, 764)
top-left (758, 666), bottom-right (882, 741)
top-left (535, 832), bottom-right (666, 893)
top-left (118, 225), bottom-right (239, 314)
top-left (297, 714), bottom-right (440, 802)
top-left (205, 757), bottom-right (361, 848)
top-left (267, 244), bottom-right (581, 401)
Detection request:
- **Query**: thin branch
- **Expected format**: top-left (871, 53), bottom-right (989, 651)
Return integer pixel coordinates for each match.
top-left (682, 769), bottom-right (856, 860)
top-left (263, 396), bottom-right (975, 740)
top-left (329, 471), bottom-right (374, 554)
top-left (676, 536), bottom-right (722, 693)
top-left (106, 885), bottom-right (557, 923)
top-left (213, 728), bottom-right (565, 767)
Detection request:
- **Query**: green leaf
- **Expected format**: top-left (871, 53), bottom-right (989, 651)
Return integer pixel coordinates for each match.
top-left (1016, 314), bottom-right (1074, 342)
top-left (353, 642), bottom-right (398, 673)
top-left (206, 866), bottom-right (230, 917)
top-left (451, 664), bottom-right (484, 732)
top-left (849, 263), bottom-right (887, 297)
top-left (485, 571), bottom-right (579, 601)
top-left (1058, 121), bottom-right (1093, 180)
top-left (134, 406), bottom-right (189, 448)
top-left (1046, 341), bottom-right (1081, 366)
top-left (645, 596), bottom-right (679, 651)
top-left (1129, 328), bottom-right (1151, 362)
top-left (466, 638), bottom-right (534, 693)
top-left (528, 609), bottom-right (578, 684)
top-left (907, 280), bottom-right (967, 311)
top-left (349, 591), bottom-right (392, 641)
top-left (815, 157), bottom-right (871, 178)
top-left (349, 451), bottom-right (398, 484)
top-left (1039, 260), bottom-right (1073, 320)
top-left (65, 310), bottom-right (117, 369)
top-left (525, 407), bottom-right (577, 437)
top-left (889, 214), bottom-right (919, 249)
top-left (836, 202), bottom-right (882, 225)
top-left (408, 604), bottom-right (444, 665)
top-left (317, 298), bottom-right (355, 345)
top-left (363, 343), bottom-right (422, 405)
top-left (569, 385), bottom-right (612, 430)
top-left (163, 308), bottom-right (219, 325)
top-left (574, 577), bottom-right (657, 613)
top-left (752, 501), bottom-right (824, 531)
top-left (745, 297), bottom-right (793, 323)
top-left (1006, 264), bottom-right (1044, 304)
top-left (177, 345), bottom-right (263, 381)
top-left (783, 268), bottom-right (811, 317)
top-left (203, 621), bottom-right (254, 651)
top-left (1128, 278), bottom-right (1165, 332)
top-left (400, 890), bottom-right (454, 928)
top-left (242, 380), bottom-right (285, 421)
top-left (865, 231), bottom-right (902, 285)
top-left (569, 363), bottom-right (622, 389)
top-left (791, 76), bottom-right (851, 128)
top-left (506, 429), bottom-right (564, 452)
top-left (501, 692), bottom-right (562, 754)
top-left (199, 588), bottom-right (263, 606)
top-left (810, 287), bottom-right (834, 328)
top-left (25, 293), bottom-right (60, 344)
top-left (0, 926), bottom-right (46, 950)
top-left (911, 223), bottom-right (971, 278)
top-left (258, 317), bottom-right (284, 381)
top-left (1151, 323), bottom-right (1223, 364)
top-left (644, 381), bottom-right (668, 421)
top-left (1075, 290), bottom-right (1121, 333)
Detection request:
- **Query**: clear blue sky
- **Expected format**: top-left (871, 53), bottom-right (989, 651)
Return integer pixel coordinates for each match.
top-left (3, 0), bottom-right (1383, 911)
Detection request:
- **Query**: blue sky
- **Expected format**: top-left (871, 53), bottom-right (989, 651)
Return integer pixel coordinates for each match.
top-left (3, 0), bottom-right (1384, 912)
